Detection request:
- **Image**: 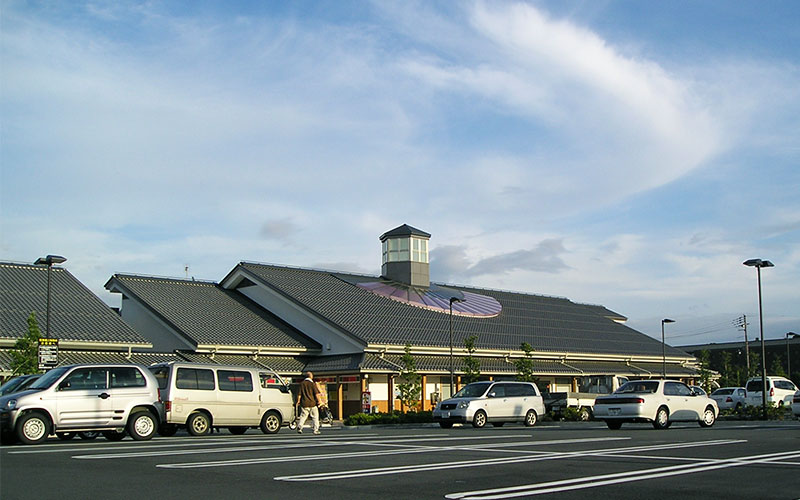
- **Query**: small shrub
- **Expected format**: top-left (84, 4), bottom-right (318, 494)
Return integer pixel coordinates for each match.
top-left (344, 411), bottom-right (433, 426)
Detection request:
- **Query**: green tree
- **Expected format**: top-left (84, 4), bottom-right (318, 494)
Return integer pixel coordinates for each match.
top-left (770, 355), bottom-right (787, 377)
top-left (397, 344), bottom-right (421, 412)
top-left (697, 350), bottom-right (713, 392)
top-left (515, 342), bottom-right (536, 382)
top-left (461, 335), bottom-right (481, 385)
top-left (10, 312), bottom-right (43, 375)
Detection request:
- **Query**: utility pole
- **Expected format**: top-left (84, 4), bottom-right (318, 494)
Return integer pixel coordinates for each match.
top-left (735, 315), bottom-right (750, 374)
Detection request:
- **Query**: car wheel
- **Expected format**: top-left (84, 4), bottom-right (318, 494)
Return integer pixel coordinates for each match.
top-left (260, 410), bottom-right (281, 434)
top-left (187, 412), bottom-right (212, 436)
top-left (127, 411), bottom-right (157, 440)
top-left (102, 430), bottom-right (126, 441)
top-left (56, 432), bottom-right (76, 440)
top-left (524, 410), bottom-right (538, 427)
top-left (78, 431), bottom-right (99, 440)
top-left (605, 420), bottom-right (622, 430)
top-left (653, 406), bottom-right (670, 429)
top-left (228, 426), bottom-right (248, 435)
top-left (734, 402), bottom-right (742, 411)
top-left (472, 410), bottom-right (487, 428)
top-left (16, 412), bottom-right (51, 445)
top-left (439, 422), bottom-right (454, 429)
top-left (578, 407), bottom-right (591, 421)
top-left (699, 406), bottom-right (716, 427)
top-left (158, 424), bottom-right (178, 437)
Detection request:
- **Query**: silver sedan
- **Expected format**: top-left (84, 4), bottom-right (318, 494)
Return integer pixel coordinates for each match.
top-left (593, 380), bottom-right (718, 430)
top-left (710, 387), bottom-right (747, 411)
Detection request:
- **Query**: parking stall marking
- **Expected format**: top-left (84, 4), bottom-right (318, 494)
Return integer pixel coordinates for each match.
top-left (72, 433), bottom-right (606, 461)
top-left (444, 449), bottom-right (800, 499)
top-left (272, 439), bottom-right (744, 482)
top-left (152, 436), bottom-right (629, 468)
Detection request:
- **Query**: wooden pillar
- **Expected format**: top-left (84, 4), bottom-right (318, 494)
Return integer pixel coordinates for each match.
top-left (572, 377), bottom-right (579, 392)
top-left (337, 383), bottom-right (343, 420)
top-left (456, 376), bottom-right (462, 393)
top-left (421, 374), bottom-right (428, 411)
top-left (388, 376), bottom-right (394, 412)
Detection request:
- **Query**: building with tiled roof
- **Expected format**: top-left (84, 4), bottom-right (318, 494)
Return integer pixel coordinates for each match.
top-left (1, 226), bottom-right (701, 418)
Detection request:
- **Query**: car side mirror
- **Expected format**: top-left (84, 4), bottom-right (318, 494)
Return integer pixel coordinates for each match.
top-left (58, 380), bottom-right (71, 390)
top-left (487, 391), bottom-right (496, 398)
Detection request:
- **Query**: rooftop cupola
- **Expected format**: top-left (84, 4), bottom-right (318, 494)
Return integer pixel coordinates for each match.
top-left (379, 224), bottom-right (430, 287)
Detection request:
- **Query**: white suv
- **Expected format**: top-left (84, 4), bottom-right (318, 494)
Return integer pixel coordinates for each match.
top-left (433, 381), bottom-right (545, 428)
top-left (0, 364), bottom-right (163, 445)
top-left (744, 376), bottom-right (798, 408)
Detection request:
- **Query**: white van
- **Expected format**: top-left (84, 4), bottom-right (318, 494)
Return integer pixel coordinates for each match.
top-left (147, 362), bottom-right (295, 436)
top-left (744, 376), bottom-right (798, 407)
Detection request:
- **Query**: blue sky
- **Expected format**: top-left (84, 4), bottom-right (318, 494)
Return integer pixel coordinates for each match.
top-left (2, 1), bottom-right (798, 347)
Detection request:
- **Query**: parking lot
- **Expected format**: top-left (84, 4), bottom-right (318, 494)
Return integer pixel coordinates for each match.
top-left (2, 420), bottom-right (799, 500)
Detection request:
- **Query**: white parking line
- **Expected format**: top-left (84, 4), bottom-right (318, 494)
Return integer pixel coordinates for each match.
top-left (444, 449), bottom-right (800, 499)
top-left (72, 433), bottom-right (569, 460)
top-left (156, 436), bottom-right (630, 469)
top-left (273, 439), bottom-right (744, 481)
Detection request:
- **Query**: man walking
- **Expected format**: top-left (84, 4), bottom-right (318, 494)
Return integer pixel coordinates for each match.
top-left (296, 371), bottom-right (322, 435)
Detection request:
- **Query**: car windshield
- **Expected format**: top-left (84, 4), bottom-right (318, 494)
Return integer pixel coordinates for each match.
top-left (712, 389), bottom-right (733, 395)
top-left (28, 366), bottom-right (69, 390)
top-left (614, 381), bottom-right (659, 394)
top-left (0, 376), bottom-right (27, 395)
top-left (453, 382), bottom-right (491, 398)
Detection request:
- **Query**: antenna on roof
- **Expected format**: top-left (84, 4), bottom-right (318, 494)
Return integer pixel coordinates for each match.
top-left (184, 265), bottom-right (189, 279)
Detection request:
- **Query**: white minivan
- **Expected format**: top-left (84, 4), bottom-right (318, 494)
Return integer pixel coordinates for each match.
top-left (148, 362), bottom-right (295, 436)
top-left (744, 376), bottom-right (798, 407)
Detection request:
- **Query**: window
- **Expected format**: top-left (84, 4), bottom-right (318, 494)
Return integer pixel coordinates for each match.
top-left (217, 370), bottom-right (253, 392)
top-left (110, 367), bottom-right (146, 388)
top-left (60, 367), bottom-right (108, 391)
top-left (664, 382), bottom-right (692, 396)
top-left (411, 237), bottom-right (428, 263)
top-left (148, 366), bottom-right (170, 390)
top-left (489, 384), bottom-right (506, 398)
top-left (176, 368), bottom-right (215, 390)
top-left (383, 237), bottom-right (427, 263)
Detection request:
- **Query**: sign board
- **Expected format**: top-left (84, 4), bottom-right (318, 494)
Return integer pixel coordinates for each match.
top-left (339, 375), bottom-right (360, 383)
top-left (38, 338), bottom-right (59, 370)
top-left (361, 391), bottom-right (371, 413)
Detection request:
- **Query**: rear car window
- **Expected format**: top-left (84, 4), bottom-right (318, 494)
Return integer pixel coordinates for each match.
top-left (148, 366), bottom-right (170, 390)
top-left (713, 389), bottom-right (733, 395)
top-left (110, 367), bottom-right (146, 388)
top-left (746, 380), bottom-right (765, 392)
top-left (217, 370), bottom-right (253, 392)
top-left (176, 368), bottom-right (216, 390)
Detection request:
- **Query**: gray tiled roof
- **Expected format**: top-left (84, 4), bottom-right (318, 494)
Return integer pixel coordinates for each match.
top-left (0, 263), bottom-right (150, 345)
top-left (107, 274), bottom-right (320, 350)
top-left (236, 263), bottom-right (691, 360)
top-left (172, 352), bottom-right (306, 374)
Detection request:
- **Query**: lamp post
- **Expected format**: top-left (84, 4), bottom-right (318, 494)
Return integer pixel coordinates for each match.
top-left (34, 255), bottom-right (67, 338)
top-left (743, 258), bottom-right (773, 419)
top-left (786, 332), bottom-right (798, 380)
top-left (661, 319), bottom-right (675, 379)
top-left (449, 296), bottom-right (464, 397)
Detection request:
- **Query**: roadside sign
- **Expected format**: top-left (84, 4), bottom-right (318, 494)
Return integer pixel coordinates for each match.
top-left (361, 391), bottom-right (371, 413)
top-left (38, 337), bottom-right (59, 370)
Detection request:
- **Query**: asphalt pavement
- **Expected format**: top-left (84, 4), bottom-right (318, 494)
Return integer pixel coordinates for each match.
top-left (2, 420), bottom-right (799, 500)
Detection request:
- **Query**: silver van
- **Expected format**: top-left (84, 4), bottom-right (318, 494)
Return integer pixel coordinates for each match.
top-left (0, 364), bottom-right (162, 445)
top-left (148, 362), bottom-right (295, 436)
top-left (433, 381), bottom-right (546, 428)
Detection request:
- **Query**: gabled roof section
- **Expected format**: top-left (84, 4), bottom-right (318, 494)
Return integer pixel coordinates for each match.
top-left (379, 224), bottom-right (431, 241)
top-left (106, 274), bottom-right (320, 352)
top-left (235, 262), bottom-right (692, 360)
top-left (0, 262), bottom-right (150, 347)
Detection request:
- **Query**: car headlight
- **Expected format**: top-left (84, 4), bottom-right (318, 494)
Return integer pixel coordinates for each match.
top-left (5, 399), bottom-right (17, 410)
top-left (458, 401), bottom-right (470, 409)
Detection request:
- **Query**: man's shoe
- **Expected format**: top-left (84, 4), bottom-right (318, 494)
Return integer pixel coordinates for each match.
top-left (313, 430), bottom-right (321, 435)
top-left (297, 429), bottom-right (303, 434)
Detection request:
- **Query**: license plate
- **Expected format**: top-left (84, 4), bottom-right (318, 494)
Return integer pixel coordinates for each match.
top-left (609, 408), bottom-right (621, 416)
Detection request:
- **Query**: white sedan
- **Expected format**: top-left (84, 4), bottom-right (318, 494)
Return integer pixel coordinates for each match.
top-left (710, 387), bottom-right (747, 411)
top-left (593, 380), bottom-right (718, 430)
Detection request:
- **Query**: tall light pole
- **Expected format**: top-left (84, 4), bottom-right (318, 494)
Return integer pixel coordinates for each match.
top-left (449, 296), bottom-right (464, 397)
top-left (786, 332), bottom-right (798, 380)
top-left (743, 258), bottom-right (773, 419)
top-left (661, 319), bottom-right (675, 379)
top-left (34, 255), bottom-right (67, 338)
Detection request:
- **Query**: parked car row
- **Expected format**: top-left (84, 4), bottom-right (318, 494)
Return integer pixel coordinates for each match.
top-left (0, 361), bottom-right (297, 445)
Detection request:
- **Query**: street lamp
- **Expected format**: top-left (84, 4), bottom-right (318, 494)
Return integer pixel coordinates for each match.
top-left (743, 258), bottom-right (774, 419)
top-left (661, 319), bottom-right (675, 379)
top-left (786, 332), bottom-right (798, 380)
top-left (34, 255), bottom-right (67, 338)
top-left (449, 296), bottom-right (464, 397)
